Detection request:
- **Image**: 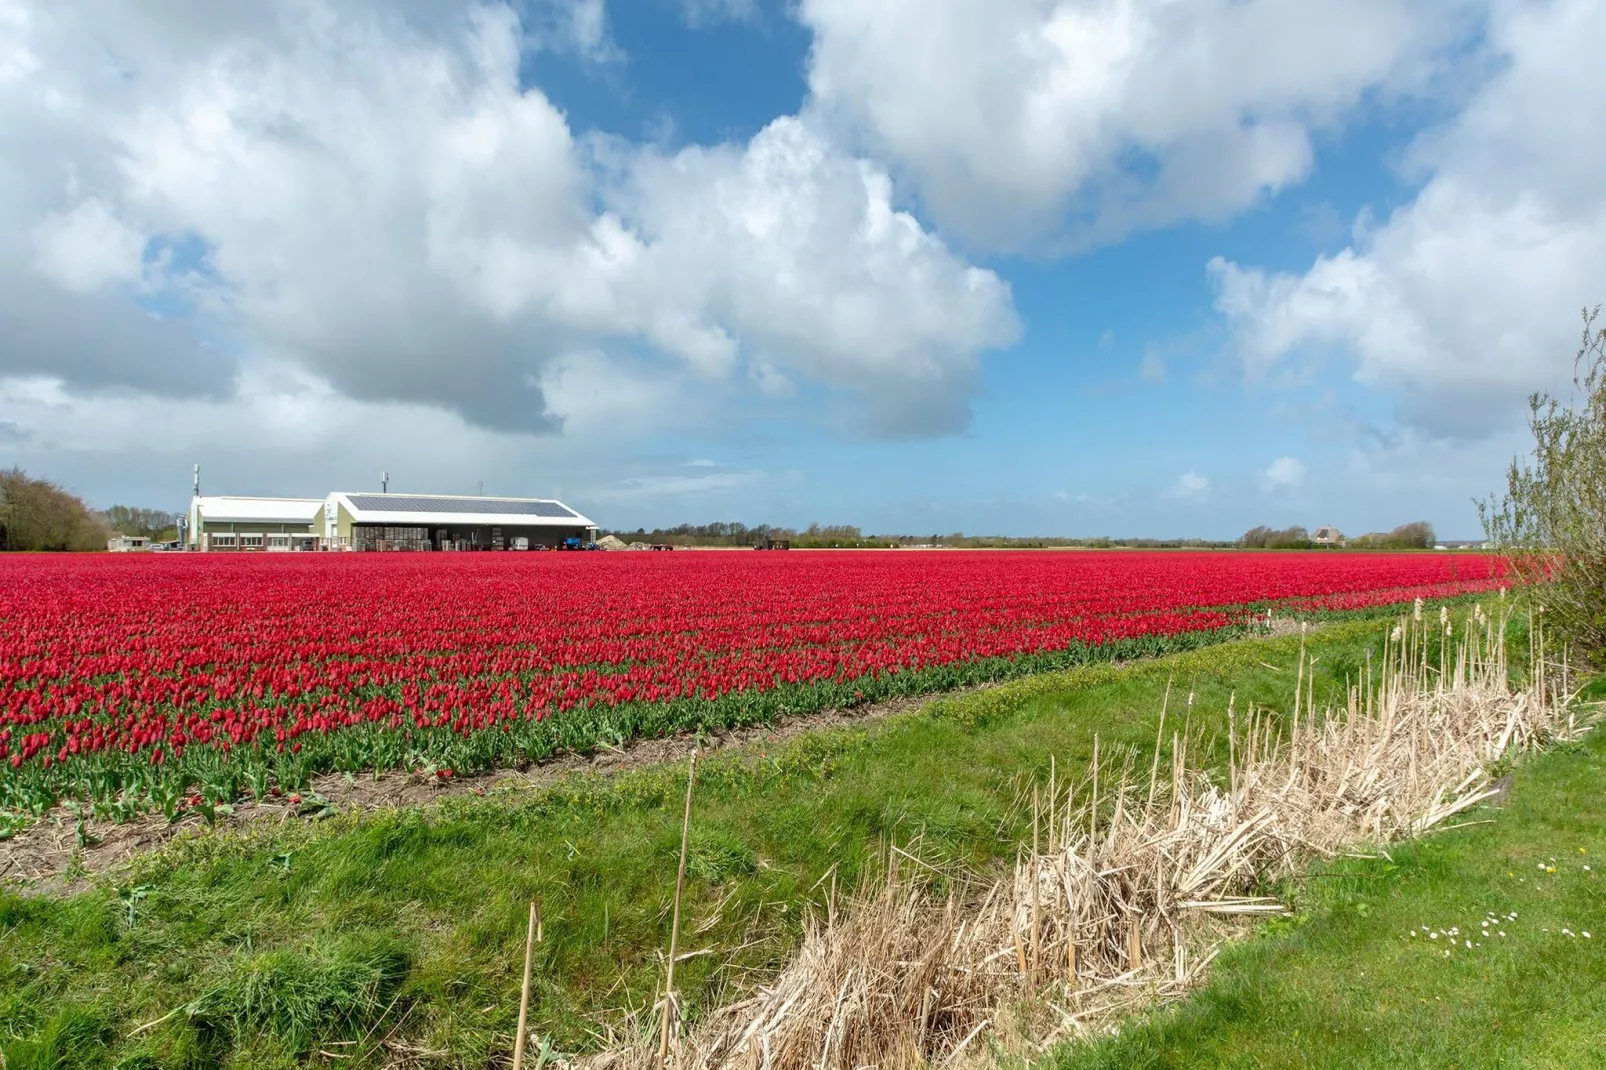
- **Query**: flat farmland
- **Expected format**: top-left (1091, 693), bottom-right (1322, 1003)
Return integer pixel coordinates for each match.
top-left (0, 551), bottom-right (1503, 817)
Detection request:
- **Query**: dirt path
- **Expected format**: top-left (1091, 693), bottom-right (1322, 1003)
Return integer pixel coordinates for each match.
top-left (2, 680), bottom-right (1003, 895)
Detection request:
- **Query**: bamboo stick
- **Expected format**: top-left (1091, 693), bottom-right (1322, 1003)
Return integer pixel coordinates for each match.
top-left (1227, 692), bottom-right (1237, 797)
top-left (656, 750), bottom-right (698, 1070)
top-left (1030, 786), bottom-right (1041, 983)
top-left (1090, 735), bottom-right (1100, 843)
top-left (512, 899), bottom-right (541, 1070)
top-left (1048, 755), bottom-right (1057, 853)
top-left (1146, 677), bottom-right (1173, 813)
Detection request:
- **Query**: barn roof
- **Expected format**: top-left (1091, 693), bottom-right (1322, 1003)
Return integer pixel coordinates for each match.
top-left (329, 492), bottom-right (594, 529)
top-left (192, 496), bottom-right (325, 524)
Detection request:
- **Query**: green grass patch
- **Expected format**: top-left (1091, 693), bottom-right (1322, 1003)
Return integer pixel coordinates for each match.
top-left (1046, 718), bottom-right (1606, 1069)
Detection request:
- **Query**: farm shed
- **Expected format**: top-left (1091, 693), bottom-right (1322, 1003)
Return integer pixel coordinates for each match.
top-left (323, 492), bottom-right (596, 551)
top-left (187, 496), bottom-right (327, 551)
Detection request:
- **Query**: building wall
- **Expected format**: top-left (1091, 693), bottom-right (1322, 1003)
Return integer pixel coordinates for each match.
top-left (350, 522), bottom-right (590, 550)
top-left (200, 520), bottom-right (317, 535)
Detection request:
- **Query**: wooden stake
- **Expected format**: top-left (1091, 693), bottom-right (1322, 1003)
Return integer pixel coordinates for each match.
top-left (512, 899), bottom-right (541, 1070)
top-left (1016, 845), bottom-right (1030, 985)
top-left (1146, 676), bottom-right (1172, 812)
top-left (1068, 939), bottom-right (1079, 987)
top-left (1030, 786), bottom-right (1041, 982)
top-left (1089, 735), bottom-right (1101, 844)
top-left (828, 868), bottom-right (837, 931)
top-left (1127, 915), bottom-right (1143, 971)
top-left (656, 750), bottom-right (698, 1070)
top-left (1048, 755), bottom-right (1057, 852)
top-left (1226, 692), bottom-right (1237, 797)
top-left (1292, 642), bottom-right (1305, 740)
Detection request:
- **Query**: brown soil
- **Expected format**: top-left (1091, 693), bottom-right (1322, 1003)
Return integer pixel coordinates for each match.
top-left (2, 681), bottom-right (1000, 896)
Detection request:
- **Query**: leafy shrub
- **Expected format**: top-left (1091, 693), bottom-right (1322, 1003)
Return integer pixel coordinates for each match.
top-left (1481, 306), bottom-right (1606, 666)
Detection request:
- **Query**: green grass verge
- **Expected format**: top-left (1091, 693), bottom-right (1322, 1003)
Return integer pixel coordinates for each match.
top-left (0, 612), bottom-right (1552, 1069)
top-left (1047, 680), bottom-right (1606, 1070)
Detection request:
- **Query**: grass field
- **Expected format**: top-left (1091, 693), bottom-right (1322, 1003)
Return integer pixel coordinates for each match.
top-left (0, 609), bottom-right (1588, 1069)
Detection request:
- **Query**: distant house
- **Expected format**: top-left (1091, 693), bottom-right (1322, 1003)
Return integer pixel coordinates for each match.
top-left (107, 534), bottom-right (150, 552)
top-left (1312, 526), bottom-right (1345, 547)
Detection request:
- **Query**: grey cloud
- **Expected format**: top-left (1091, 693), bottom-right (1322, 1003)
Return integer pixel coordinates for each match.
top-left (0, 276), bottom-right (235, 398)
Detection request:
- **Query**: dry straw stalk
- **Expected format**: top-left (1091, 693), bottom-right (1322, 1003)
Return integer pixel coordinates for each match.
top-left (583, 607), bottom-right (1590, 1069)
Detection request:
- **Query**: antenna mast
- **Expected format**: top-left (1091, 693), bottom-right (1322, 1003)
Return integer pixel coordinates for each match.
top-left (193, 464), bottom-right (200, 498)
top-left (381, 471), bottom-right (389, 494)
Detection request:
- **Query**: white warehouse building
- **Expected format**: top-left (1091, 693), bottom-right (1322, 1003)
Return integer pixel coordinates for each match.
top-left (187, 492), bottom-right (597, 552)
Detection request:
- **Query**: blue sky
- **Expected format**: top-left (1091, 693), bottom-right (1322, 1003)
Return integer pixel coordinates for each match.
top-left (3, 0), bottom-right (1602, 539)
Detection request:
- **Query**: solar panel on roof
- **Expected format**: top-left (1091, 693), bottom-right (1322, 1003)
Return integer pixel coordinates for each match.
top-left (345, 495), bottom-right (578, 518)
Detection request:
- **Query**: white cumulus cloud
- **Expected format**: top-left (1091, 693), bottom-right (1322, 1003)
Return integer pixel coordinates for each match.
top-left (1209, 0), bottom-right (1606, 439)
top-left (799, 0), bottom-right (1480, 250)
top-left (1163, 470), bottom-right (1210, 500)
top-left (1261, 455), bottom-right (1306, 491)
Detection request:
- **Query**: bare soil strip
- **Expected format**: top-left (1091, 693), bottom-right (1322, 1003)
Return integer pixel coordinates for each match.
top-left (1, 680), bottom-right (1001, 894)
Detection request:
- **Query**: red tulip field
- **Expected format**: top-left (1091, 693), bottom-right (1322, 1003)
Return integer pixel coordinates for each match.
top-left (0, 550), bottom-right (1505, 818)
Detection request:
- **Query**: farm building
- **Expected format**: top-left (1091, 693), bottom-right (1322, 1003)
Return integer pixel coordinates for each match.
top-left (107, 534), bottom-right (150, 552)
top-left (323, 492), bottom-right (597, 551)
top-left (186, 492), bottom-right (596, 551)
top-left (187, 496), bottom-right (327, 551)
top-left (1313, 526), bottom-right (1346, 547)
top-left (183, 488), bottom-right (597, 549)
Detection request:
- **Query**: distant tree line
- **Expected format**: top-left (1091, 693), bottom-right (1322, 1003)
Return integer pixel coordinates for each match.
top-left (601, 521), bottom-right (1242, 550)
top-left (101, 505), bottom-right (180, 543)
top-left (605, 519), bottom-right (1449, 552)
top-left (602, 522), bottom-right (881, 549)
top-left (1237, 521), bottom-right (1437, 550)
top-left (1, 467), bottom-right (179, 551)
top-left (1349, 521), bottom-right (1437, 549)
top-left (1238, 525), bottom-right (1317, 549)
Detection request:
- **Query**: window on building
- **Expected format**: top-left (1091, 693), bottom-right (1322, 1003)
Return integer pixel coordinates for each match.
top-left (239, 534), bottom-right (264, 549)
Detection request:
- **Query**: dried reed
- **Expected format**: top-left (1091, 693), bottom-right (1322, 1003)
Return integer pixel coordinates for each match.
top-left (584, 608), bottom-right (1590, 1069)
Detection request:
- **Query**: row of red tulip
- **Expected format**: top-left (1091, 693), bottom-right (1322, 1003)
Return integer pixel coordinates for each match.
top-left (0, 551), bottom-right (1504, 789)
